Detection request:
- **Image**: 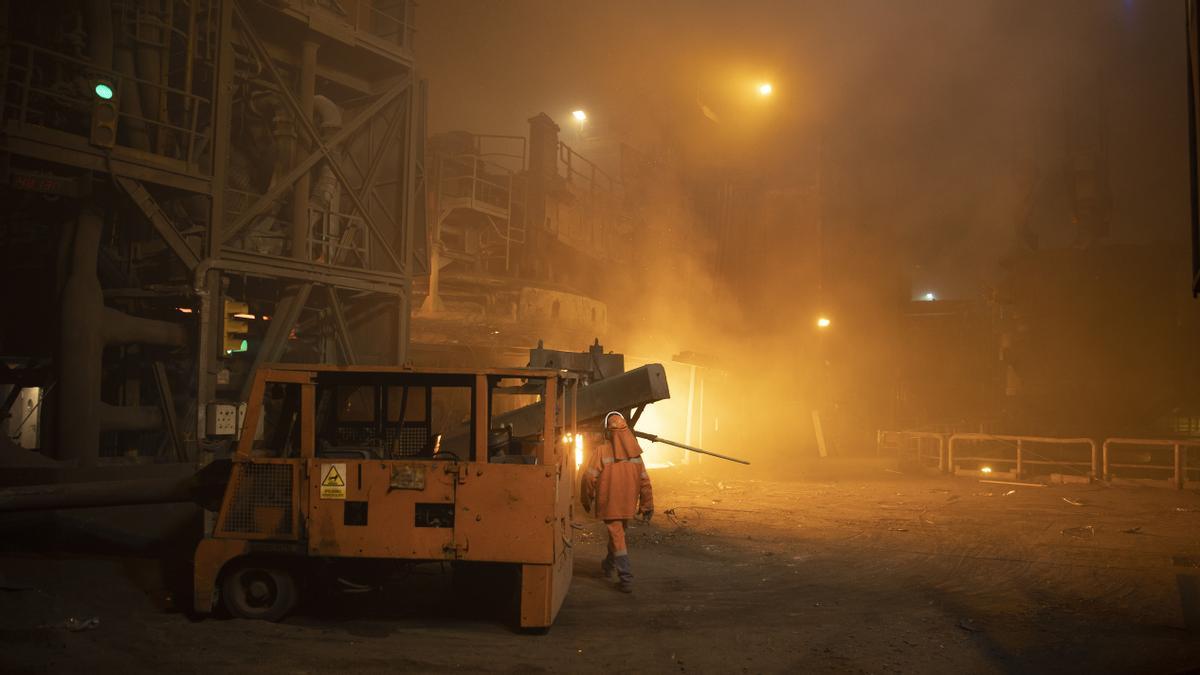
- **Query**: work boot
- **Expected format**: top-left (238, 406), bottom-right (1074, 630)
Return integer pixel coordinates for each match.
top-left (614, 554), bottom-right (633, 593)
top-left (601, 555), bottom-right (615, 580)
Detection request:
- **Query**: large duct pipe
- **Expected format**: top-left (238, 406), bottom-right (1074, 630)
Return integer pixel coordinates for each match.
top-left (311, 95), bottom-right (343, 261)
top-left (102, 307), bottom-right (186, 346)
top-left (59, 205), bottom-right (189, 465)
top-left (291, 40), bottom-right (318, 262)
top-left (133, 0), bottom-right (165, 144)
top-left (86, 0), bottom-right (114, 69)
top-left (0, 477), bottom-right (193, 512)
top-left (112, 1), bottom-right (150, 150)
top-left (312, 95), bottom-right (342, 130)
top-left (58, 207), bottom-right (106, 466)
top-left (99, 402), bottom-right (163, 432)
top-left (0, 461), bottom-right (230, 513)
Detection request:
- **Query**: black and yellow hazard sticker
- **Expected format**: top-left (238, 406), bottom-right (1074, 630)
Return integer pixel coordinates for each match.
top-left (320, 463), bottom-right (347, 500)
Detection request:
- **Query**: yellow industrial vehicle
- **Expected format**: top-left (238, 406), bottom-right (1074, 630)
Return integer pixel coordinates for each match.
top-left (192, 364), bottom-right (580, 629)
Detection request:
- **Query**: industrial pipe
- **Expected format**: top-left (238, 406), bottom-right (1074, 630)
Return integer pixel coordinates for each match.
top-left (59, 205), bottom-right (188, 465)
top-left (112, 0), bottom-right (150, 151)
top-left (58, 207), bottom-right (105, 465)
top-left (291, 40), bottom-right (318, 261)
top-left (312, 94), bottom-right (342, 130)
top-left (85, 0), bottom-right (113, 69)
top-left (99, 402), bottom-right (162, 433)
top-left (0, 461), bottom-right (230, 513)
top-left (0, 477), bottom-right (192, 512)
top-left (102, 306), bottom-right (187, 347)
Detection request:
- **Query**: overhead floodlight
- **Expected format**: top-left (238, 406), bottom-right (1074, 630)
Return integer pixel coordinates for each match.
top-left (758, 82), bottom-right (773, 96)
top-left (572, 109), bottom-right (587, 121)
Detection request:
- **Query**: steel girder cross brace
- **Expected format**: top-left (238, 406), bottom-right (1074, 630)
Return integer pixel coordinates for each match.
top-left (222, 4), bottom-right (412, 274)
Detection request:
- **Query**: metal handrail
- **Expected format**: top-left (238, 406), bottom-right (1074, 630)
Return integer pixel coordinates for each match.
top-left (1102, 437), bottom-right (1199, 490)
top-left (438, 154), bottom-right (514, 212)
top-left (351, 0), bottom-right (416, 49)
top-left (556, 140), bottom-right (619, 197)
top-left (948, 433), bottom-right (1097, 480)
top-left (876, 430), bottom-right (948, 472)
top-left (2, 40), bottom-right (213, 167)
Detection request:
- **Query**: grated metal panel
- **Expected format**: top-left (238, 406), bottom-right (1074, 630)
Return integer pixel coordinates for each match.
top-left (218, 462), bottom-right (294, 537)
top-left (335, 423), bottom-right (431, 457)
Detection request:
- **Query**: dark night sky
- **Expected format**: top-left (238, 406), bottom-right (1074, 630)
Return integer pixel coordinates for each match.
top-left (416, 1), bottom-right (1189, 300)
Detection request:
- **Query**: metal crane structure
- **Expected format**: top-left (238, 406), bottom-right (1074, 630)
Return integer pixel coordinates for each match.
top-left (0, 0), bottom-right (422, 467)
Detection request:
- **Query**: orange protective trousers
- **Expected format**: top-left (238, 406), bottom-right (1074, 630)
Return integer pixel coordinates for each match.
top-left (605, 519), bottom-right (629, 557)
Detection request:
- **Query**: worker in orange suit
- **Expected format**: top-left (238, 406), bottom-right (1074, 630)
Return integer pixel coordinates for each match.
top-left (581, 411), bottom-right (654, 593)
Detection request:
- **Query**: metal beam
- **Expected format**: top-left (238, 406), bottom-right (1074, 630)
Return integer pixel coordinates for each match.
top-left (0, 127), bottom-right (211, 195)
top-left (218, 74), bottom-right (410, 246)
top-left (205, 249), bottom-right (406, 295)
top-left (332, 97), bottom-right (406, 267)
top-left (152, 361), bottom-right (185, 461)
top-left (325, 285), bottom-right (357, 364)
top-left (116, 176), bottom-right (200, 271)
top-left (238, 283), bottom-right (313, 402)
top-left (197, 0), bottom-right (237, 456)
top-left (231, 4), bottom-right (408, 274)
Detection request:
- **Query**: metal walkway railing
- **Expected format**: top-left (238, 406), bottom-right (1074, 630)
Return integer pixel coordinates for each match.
top-left (877, 429), bottom-right (1200, 490)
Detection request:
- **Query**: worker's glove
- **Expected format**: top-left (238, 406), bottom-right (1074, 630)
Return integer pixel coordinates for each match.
top-left (641, 509), bottom-right (653, 524)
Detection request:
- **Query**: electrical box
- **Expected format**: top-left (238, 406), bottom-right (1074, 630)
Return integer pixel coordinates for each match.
top-left (205, 402), bottom-right (238, 436)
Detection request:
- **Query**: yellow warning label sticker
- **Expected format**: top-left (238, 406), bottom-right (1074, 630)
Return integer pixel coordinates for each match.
top-left (320, 463), bottom-right (346, 500)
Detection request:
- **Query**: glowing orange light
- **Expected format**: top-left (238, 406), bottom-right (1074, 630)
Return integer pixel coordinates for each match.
top-left (816, 316), bottom-right (832, 329)
top-left (758, 82), bottom-right (773, 96)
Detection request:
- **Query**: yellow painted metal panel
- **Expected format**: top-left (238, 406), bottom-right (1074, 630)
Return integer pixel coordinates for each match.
top-left (455, 463), bottom-right (555, 564)
top-left (306, 459), bottom-right (456, 559)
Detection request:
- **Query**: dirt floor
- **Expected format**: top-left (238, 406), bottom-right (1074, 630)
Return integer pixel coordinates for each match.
top-left (2, 462), bottom-right (1199, 673)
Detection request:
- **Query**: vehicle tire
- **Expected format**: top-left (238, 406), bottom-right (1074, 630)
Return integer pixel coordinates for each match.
top-left (221, 563), bottom-right (297, 622)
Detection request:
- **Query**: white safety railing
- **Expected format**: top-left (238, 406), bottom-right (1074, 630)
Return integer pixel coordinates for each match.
top-left (876, 430), bottom-right (948, 472)
top-left (1102, 437), bottom-right (1200, 490)
top-left (948, 433), bottom-right (1097, 480)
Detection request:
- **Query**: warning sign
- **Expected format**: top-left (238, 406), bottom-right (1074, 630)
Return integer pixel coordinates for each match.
top-left (320, 463), bottom-right (346, 500)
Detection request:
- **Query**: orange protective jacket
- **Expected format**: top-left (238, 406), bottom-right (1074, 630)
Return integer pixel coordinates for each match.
top-left (581, 416), bottom-right (654, 520)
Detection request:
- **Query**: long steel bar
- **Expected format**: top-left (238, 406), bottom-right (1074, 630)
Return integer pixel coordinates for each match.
top-left (632, 431), bottom-right (750, 465)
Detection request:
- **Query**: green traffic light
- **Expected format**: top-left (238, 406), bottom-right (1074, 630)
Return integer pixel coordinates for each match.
top-left (94, 82), bottom-right (114, 100)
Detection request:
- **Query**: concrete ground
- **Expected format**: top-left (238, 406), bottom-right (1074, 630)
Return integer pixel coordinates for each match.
top-left (1, 464), bottom-right (1199, 673)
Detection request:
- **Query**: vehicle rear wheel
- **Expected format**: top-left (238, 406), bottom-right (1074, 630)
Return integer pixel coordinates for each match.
top-left (221, 563), bottom-right (297, 622)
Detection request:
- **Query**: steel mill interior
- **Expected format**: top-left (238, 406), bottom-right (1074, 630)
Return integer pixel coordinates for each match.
top-left (1, 1), bottom-right (1199, 672)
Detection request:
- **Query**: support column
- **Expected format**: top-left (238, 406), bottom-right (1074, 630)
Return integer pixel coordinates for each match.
top-left (292, 40), bottom-right (318, 262)
top-left (58, 206), bottom-right (105, 464)
top-left (198, 0), bottom-right (236, 453)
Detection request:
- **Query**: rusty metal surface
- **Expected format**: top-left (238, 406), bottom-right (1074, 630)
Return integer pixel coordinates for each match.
top-left (455, 464), bottom-right (556, 564)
